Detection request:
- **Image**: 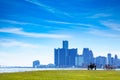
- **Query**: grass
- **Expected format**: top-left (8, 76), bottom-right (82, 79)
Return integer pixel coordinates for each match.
top-left (0, 70), bottom-right (120, 80)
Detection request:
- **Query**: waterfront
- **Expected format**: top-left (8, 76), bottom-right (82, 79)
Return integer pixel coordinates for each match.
top-left (0, 68), bottom-right (119, 73)
top-left (0, 68), bottom-right (85, 73)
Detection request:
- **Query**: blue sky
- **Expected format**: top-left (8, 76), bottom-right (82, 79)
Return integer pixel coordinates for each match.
top-left (0, 0), bottom-right (120, 66)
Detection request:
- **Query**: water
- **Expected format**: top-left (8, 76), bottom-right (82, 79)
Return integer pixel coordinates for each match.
top-left (0, 68), bottom-right (60, 73)
top-left (0, 68), bottom-right (86, 73)
top-left (0, 68), bottom-right (119, 73)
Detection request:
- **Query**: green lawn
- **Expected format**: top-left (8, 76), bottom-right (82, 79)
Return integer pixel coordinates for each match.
top-left (0, 70), bottom-right (120, 80)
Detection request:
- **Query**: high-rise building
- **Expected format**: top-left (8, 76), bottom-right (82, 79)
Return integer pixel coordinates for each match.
top-left (68, 49), bottom-right (77, 66)
top-left (115, 54), bottom-right (118, 60)
top-left (54, 41), bottom-right (120, 68)
top-left (54, 49), bottom-right (59, 67)
top-left (107, 53), bottom-right (112, 65)
top-left (54, 48), bottom-right (68, 67)
top-left (54, 40), bottom-right (77, 67)
top-left (114, 54), bottom-right (118, 66)
top-left (75, 55), bottom-right (83, 67)
top-left (83, 48), bottom-right (89, 65)
top-left (82, 48), bottom-right (94, 67)
top-left (63, 40), bottom-right (68, 49)
top-left (95, 56), bottom-right (107, 68)
top-left (89, 50), bottom-right (94, 63)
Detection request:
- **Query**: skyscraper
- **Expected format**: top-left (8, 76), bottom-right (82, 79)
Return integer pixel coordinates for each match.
top-left (54, 49), bottom-right (59, 67)
top-left (89, 50), bottom-right (94, 63)
top-left (82, 48), bottom-right (94, 67)
top-left (54, 40), bottom-right (77, 67)
top-left (107, 53), bottom-right (112, 65)
top-left (114, 54), bottom-right (118, 66)
top-left (115, 54), bottom-right (118, 60)
top-left (75, 55), bottom-right (83, 67)
top-left (54, 48), bottom-right (66, 67)
top-left (63, 40), bottom-right (68, 49)
top-left (68, 48), bottom-right (77, 66)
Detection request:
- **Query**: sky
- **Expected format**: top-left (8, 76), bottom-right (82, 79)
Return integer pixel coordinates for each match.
top-left (0, 0), bottom-right (120, 66)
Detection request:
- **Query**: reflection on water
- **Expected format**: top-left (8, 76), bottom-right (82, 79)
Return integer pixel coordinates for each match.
top-left (0, 68), bottom-right (119, 73)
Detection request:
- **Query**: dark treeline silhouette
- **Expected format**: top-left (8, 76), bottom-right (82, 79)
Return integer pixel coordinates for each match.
top-left (104, 64), bottom-right (115, 70)
top-left (88, 63), bottom-right (96, 70)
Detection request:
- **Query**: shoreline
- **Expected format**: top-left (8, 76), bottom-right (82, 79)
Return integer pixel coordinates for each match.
top-left (0, 67), bottom-right (119, 73)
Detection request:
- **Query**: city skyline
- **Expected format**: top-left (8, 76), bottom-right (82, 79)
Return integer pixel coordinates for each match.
top-left (54, 40), bottom-right (120, 68)
top-left (0, 0), bottom-right (120, 66)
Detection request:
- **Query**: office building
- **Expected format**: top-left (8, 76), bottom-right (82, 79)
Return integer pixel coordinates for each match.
top-left (82, 48), bottom-right (94, 67)
top-left (63, 40), bottom-right (68, 49)
top-left (95, 56), bottom-right (107, 68)
top-left (54, 40), bottom-right (77, 67)
top-left (54, 40), bottom-right (120, 68)
top-left (107, 53), bottom-right (112, 65)
top-left (33, 60), bottom-right (40, 68)
top-left (75, 55), bottom-right (84, 67)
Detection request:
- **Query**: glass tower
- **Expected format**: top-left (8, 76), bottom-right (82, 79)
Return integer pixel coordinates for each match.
top-left (63, 40), bottom-right (68, 49)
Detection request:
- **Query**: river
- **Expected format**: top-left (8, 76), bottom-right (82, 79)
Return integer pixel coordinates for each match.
top-left (0, 68), bottom-right (119, 73)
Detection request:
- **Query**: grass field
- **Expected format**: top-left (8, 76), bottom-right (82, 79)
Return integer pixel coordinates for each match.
top-left (0, 70), bottom-right (120, 80)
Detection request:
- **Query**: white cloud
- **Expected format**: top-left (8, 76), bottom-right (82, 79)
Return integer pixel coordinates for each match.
top-left (101, 21), bottom-right (120, 31)
top-left (25, 0), bottom-right (72, 17)
top-left (0, 39), bottom-right (39, 48)
top-left (47, 20), bottom-right (72, 25)
top-left (46, 20), bottom-right (93, 27)
top-left (26, 0), bottom-right (55, 13)
top-left (0, 27), bottom-right (70, 38)
top-left (89, 13), bottom-right (111, 18)
top-left (88, 29), bottom-right (118, 37)
top-left (0, 19), bottom-right (39, 26)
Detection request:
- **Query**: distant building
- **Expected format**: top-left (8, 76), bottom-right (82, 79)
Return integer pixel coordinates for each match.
top-left (33, 60), bottom-right (40, 68)
top-left (111, 57), bottom-right (114, 65)
top-left (95, 56), bottom-right (107, 68)
top-left (114, 54), bottom-right (118, 66)
top-left (63, 40), bottom-right (68, 49)
top-left (75, 55), bottom-right (83, 67)
top-left (82, 48), bottom-right (94, 67)
top-left (68, 49), bottom-right (77, 66)
top-left (115, 54), bottom-right (118, 60)
top-left (47, 63), bottom-right (55, 68)
top-left (54, 40), bottom-right (120, 68)
top-left (107, 53), bottom-right (112, 65)
top-left (54, 40), bottom-right (77, 67)
top-left (54, 48), bottom-right (66, 67)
